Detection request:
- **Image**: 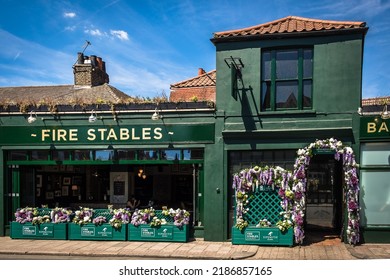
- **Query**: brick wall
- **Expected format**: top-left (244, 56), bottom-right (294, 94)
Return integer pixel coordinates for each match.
top-left (169, 87), bottom-right (216, 102)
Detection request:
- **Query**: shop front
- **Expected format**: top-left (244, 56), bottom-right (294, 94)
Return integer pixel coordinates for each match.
top-left (0, 108), bottom-right (215, 239)
top-left (359, 116), bottom-right (390, 242)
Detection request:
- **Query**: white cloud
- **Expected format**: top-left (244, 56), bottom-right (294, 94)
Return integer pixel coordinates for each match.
top-left (85, 29), bottom-right (105, 37)
top-left (110, 30), bottom-right (129, 41)
top-left (65, 26), bottom-right (76, 32)
top-left (64, 12), bottom-right (76, 18)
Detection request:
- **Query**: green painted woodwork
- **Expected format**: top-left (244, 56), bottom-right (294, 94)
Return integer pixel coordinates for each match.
top-left (360, 117), bottom-right (390, 139)
top-left (10, 222), bottom-right (67, 240)
top-left (232, 227), bottom-right (293, 246)
top-left (0, 123), bottom-right (215, 145)
top-left (128, 224), bottom-right (189, 242)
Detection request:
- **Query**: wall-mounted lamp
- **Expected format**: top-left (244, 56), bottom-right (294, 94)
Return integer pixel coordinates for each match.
top-left (151, 107), bottom-right (161, 120)
top-left (381, 104), bottom-right (390, 119)
top-left (357, 107), bottom-right (363, 115)
top-left (88, 110), bottom-right (97, 123)
top-left (27, 111), bottom-right (37, 123)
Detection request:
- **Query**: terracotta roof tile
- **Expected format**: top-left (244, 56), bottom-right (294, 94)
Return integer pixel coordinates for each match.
top-left (213, 16), bottom-right (366, 39)
top-left (170, 70), bottom-right (216, 89)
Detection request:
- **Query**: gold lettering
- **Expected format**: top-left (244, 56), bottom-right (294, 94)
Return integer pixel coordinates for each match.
top-left (97, 128), bottom-right (107, 140)
top-left (69, 129), bottom-right (78, 141)
top-left (154, 127), bottom-right (162, 140)
top-left (120, 128), bottom-right (129, 140)
top-left (378, 122), bottom-right (389, 133)
top-left (107, 128), bottom-right (118, 140)
top-left (142, 128), bottom-right (151, 140)
top-left (57, 129), bottom-right (67, 141)
top-left (367, 122), bottom-right (376, 133)
top-left (42, 129), bottom-right (50, 141)
top-left (131, 128), bottom-right (140, 140)
top-left (87, 129), bottom-right (96, 141)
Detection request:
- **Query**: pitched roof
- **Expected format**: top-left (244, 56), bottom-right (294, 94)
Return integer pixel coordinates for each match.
top-left (170, 70), bottom-right (216, 88)
top-left (0, 84), bottom-right (130, 105)
top-left (213, 16), bottom-right (367, 39)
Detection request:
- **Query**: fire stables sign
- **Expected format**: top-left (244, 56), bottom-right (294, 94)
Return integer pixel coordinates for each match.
top-left (360, 117), bottom-right (390, 139)
top-left (0, 124), bottom-right (215, 145)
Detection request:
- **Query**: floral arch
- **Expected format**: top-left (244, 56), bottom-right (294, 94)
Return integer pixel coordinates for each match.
top-left (231, 138), bottom-right (360, 246)
top-left (292, 138), bottom-right (360, 245)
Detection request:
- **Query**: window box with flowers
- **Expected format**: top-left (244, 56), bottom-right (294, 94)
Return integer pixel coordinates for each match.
top-left (67, 207), bottom-right (130, 241)
top-left (128, 207), bottom-right (190, 242)
top-left (231, 166), bottom-right (294, 246)
top-left (10, 207), bottom-right (71, 240)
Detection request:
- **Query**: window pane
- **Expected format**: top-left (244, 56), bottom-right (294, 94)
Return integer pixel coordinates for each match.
top-left (276, 50), bottom-right (298, 79)
top-left (360, 170), bottom-right (390, 225)
top-left (261, 81), bottom-right (271, 109)
top-left (137, 150), bottom-right (158, 160)
top-left (74, 150), bottom-right (93, 160)
top-left (183, 149), bottom-right (204, 160)
top-left (117, 150), bottom-right (136, 160)
top-left (95, 150), bottom-right (115, 161)
top-left (361, 143), bottom-right (390, 165)
top-left (52, 150), bottom-right (71, 161)
top-left (303, 80), bottom-right (312, 108)
top-left (303, 49), bottom-right (313, 78)
top-left (262, 51), bottom-right (272, 80)
top-left (31, 151), bottom-right (49, 160)
top-left (161, 150), bottom-right (181, 160)
top-left (8, 151), bottom-right (28, 160)
top-left (276, 81), bottom-right (298, 108)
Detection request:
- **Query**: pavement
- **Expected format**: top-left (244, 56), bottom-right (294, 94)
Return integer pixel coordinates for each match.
top-left (0, 233), bottom-right (389, 260)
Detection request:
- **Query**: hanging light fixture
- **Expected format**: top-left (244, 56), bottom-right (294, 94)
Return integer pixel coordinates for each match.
top-left (151, 107), bottom-right (161, 120)
top-left (27, 111), bottom-right (37, 123)
top-left (138, 166), bottom-right (147, 179)
top-left (88, 110), bottom-right (97, 123)
top-left (381, 104), bottom-right (390, 120)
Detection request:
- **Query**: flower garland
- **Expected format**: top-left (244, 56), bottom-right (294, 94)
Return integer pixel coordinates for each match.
top-left (232, 166), bottom-right (294, 232)
top-left (292, 138), bottom-right (360, 245)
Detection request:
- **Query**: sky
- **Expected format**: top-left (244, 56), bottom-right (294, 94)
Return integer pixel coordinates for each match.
top-left (0, 0), bottom-right (390, 99)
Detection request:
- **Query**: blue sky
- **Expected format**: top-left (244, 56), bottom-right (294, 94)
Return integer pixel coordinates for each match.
top-left (0, 0), bottom-right (389, 98)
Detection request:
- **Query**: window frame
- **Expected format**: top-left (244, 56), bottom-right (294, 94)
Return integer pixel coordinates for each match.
top-left (261, 47), bottom-right (313, 111)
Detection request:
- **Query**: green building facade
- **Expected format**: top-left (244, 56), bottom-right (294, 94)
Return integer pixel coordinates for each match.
top-left (1, 16), bottom-right (388, 243)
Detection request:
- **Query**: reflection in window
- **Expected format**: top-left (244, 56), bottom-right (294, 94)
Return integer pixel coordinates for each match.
top-left (95, 150), bottom-right (115, 161)
top-left (117, 150), bottom-right (136, 160)
top-left (183, 149), bottom-right (204, 160)
top-left (31, 151), bottom-right (49, 160)
top-left (137, 150), bottom-right (158, 160)
top-left (52, 150), bottom-right (71, 161)
top-left (74, 150), bottom-right (93, 160)
top-left (8, 151), bottom-right (28, 161)
top-left (161, 150), bottom-right (181, 160)
top-left (261, 48), bottom-right (313, 111)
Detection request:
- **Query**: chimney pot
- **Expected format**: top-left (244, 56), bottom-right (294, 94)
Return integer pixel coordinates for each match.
top-left (198, 68), bottom-right (206, 76)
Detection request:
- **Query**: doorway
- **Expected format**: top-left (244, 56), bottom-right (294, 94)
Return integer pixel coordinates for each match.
top-left (305, 154), bottom-right (343, 244)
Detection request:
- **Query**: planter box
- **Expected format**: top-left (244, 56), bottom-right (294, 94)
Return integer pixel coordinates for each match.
top-left (68, 223), bottom-right (127, 241)
top-left (128, 224), bottom-right (189, 242)
top-left (232, 226), bottom-right (293, 246)
top-left (10, 221), bottom-right (67, 240)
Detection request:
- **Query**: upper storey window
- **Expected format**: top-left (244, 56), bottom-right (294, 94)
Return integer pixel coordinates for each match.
top-left (261, 48), bottom-right (313, 111)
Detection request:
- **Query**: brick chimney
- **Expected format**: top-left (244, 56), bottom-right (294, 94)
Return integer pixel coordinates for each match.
top-left (198, 68), bottom-right (206, 76)
top-left (73, 52), bottom-right (109, 87)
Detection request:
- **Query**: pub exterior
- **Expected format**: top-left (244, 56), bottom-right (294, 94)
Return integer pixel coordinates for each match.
top-left (2, 16), bottom-right (388, 244)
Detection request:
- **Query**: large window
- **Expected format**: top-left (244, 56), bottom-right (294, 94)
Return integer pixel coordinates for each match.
top-left (261, 48), bottom-right (313, 111)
